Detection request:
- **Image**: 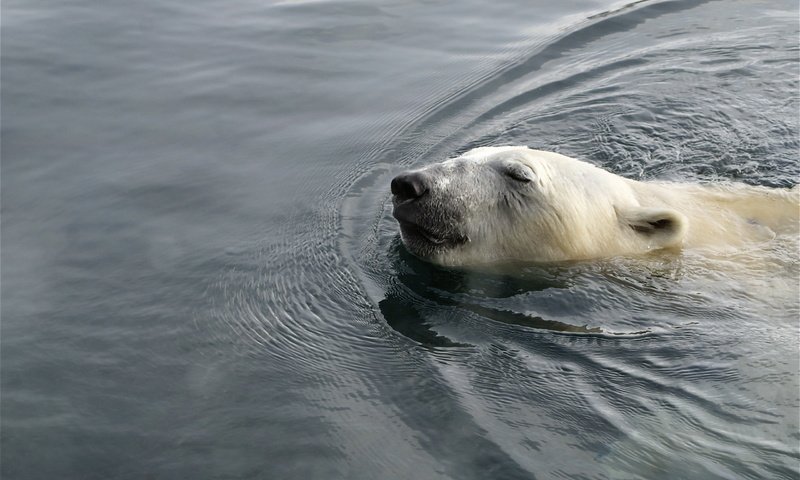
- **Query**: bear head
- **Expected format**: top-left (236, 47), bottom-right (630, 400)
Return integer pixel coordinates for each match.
top-left (390, 146), bottom-right (687, 266)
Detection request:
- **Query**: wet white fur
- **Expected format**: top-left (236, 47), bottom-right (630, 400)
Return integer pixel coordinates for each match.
top-left (415, 146), bottom-right (799, 266)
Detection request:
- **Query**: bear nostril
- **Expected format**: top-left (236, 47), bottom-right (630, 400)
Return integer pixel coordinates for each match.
top-left (391, 172), bottom-right (428, 201)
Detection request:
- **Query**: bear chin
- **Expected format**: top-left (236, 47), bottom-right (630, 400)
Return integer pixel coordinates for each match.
top-left (395, 219), bottom-right (468, 257)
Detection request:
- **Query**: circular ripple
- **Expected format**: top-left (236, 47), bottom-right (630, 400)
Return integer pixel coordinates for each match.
top-left (206, 1), bottom-right (799, 477)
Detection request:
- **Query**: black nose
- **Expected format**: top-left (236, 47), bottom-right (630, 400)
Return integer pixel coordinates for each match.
top-left (391, 172), bottom-right (428, 202)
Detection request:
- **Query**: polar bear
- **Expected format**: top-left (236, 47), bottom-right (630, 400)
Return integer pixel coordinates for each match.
top-left (390, 146), bottom-right (799, 266)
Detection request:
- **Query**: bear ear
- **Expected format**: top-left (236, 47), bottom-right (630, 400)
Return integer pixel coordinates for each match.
top-left (615, 206), bottom-right (688, 249)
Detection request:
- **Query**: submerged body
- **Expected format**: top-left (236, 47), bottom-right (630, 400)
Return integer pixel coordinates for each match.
top-left (390, 146), bottom-right (799, 266)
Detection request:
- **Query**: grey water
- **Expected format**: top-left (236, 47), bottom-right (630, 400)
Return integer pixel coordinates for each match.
top-left (3, 0), bottom-right (799, 478)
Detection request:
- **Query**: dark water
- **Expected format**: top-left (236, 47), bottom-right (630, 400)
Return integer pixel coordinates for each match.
top-left (3, 0), bottom-right (799, 478)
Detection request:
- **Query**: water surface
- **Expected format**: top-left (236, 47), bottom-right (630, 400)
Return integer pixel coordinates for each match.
top-left (3, 0), bottom-right (799, 478)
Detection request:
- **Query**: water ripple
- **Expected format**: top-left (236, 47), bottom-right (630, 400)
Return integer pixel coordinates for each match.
top-left (206, 0), bottom-right (799, 477)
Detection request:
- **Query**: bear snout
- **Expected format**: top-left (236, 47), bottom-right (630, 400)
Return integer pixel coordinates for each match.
top-left (391, 171), bottom-right (429, 203)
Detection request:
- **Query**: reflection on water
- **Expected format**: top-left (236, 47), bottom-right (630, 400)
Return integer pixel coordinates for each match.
top-left (381, 242), bottom-right (608, 342)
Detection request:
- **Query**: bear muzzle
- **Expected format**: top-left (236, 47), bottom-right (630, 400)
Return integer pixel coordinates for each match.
top-left (391, 177), bottom-right (469, 254)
